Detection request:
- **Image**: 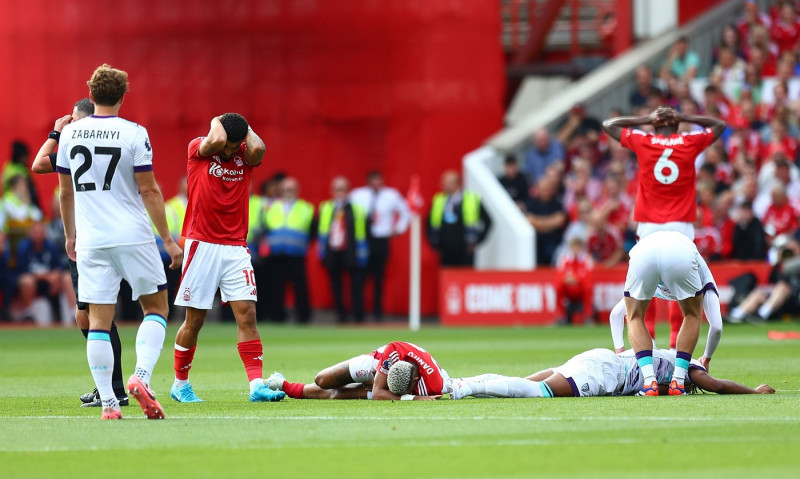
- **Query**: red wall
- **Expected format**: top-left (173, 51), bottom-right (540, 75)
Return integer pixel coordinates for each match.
top-left (0, 1), bottom-right (505, 316)
top-left (678, 0), bottom-right (728, 25)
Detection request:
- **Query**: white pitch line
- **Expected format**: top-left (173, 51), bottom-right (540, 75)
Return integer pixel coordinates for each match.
top-left (1, 415), bottom-right (799, 422)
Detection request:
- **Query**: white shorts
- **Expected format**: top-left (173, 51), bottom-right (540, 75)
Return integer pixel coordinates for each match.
top-left (348, 354), bottom-right (380, 383)
top-left (77, 242), bottom-right (167, 304)
top-left (625, 231), bottom-right (702, 301)
top-left (552, 348), bottom-right (626, 397)
top-left (175, 239), bottom-right (257, 309)
top-left (655, 253), bottom-right (718, 301)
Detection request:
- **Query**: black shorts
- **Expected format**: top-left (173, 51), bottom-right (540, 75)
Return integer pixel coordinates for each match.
top-left (68, 259), bottom-right (88, 311)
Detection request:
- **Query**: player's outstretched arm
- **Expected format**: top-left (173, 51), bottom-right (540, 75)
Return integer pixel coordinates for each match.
top-left (135, 171), bottom-right (183, 270)
top-left (601, 115), bottom-right (651, 142)
top-left (242, 126), bottom-right (265, 166)
top-left (32, 115), bottom-right (72, 175)
top-left (609, 299), bottom-right (627, 353)
top-left (688, 369), bottom-right (775, 395)
top-left (699, 291), bottom-right (723, 370)
top-left (198, 116), bottom-right (228, 157)
top-left (677, 113), bottom-right (726, 141)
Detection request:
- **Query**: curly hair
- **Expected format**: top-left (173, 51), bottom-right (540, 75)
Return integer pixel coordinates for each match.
top-left (87, 64), bottom-right (129, 106)
top-left (74, 97), bottom-right (95, 117)
top-left (220, 113), bottom-right (249, 143)
top-left (387, 361), bottom-right (415, 395)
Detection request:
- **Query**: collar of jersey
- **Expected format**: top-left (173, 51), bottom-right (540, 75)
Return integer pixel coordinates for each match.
top-left (90, 115), bottom-right (117, 118)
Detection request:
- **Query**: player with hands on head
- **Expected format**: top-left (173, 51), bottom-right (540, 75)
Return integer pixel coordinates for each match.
top-left (602, 106), bottom-right (725, 396)
top-left (171, 113), bottom-right (285, 404)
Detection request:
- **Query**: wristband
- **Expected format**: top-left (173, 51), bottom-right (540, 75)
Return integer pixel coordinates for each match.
top-left (48, 130), bottom-right (61, 142)
top-left (400, 394), bottom-right (414, 401)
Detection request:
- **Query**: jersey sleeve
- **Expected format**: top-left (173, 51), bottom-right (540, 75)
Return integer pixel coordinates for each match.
top-left (132, 127), bottom-right (154, 171)
top-left (55, 133), bottom-right (70, 174)
top-left (685, 128), bottom-right (715, 154)
top-left (619, 128), bottom-right (645, 151)
top-left (188, 137), bottom-right (206, 161)
top-left (376, 342), bottom-right (402, 375)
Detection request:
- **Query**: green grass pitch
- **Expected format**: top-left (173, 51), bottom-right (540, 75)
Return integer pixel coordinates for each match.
top-left (1, 321), bottom-right (799, 478)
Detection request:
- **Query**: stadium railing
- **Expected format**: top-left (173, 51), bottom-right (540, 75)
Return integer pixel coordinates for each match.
top-left (466, 0), bottom-right (745, 269)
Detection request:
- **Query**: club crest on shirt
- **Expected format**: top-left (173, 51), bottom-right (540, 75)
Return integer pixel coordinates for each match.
top-left (234, 157), bottom-right (243, 167)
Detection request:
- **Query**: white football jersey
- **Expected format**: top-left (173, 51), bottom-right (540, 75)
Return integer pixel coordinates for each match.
top-left (56, 115), bottom-right (155, 250)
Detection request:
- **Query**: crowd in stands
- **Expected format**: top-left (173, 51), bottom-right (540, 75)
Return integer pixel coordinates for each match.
top-left (503, 0), bottom-right (800, 277)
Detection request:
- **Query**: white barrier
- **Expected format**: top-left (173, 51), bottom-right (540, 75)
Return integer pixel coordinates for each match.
top-left (463, 146), bottom-right (536, 270)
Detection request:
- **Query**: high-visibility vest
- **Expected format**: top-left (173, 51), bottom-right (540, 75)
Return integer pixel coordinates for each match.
top-left (247, 195), bottom-right (265, 243)
top-left (317, 201), bottom-right (368, 266)
top-left (429, 191), bottom-right (482, 244)
top-left (263, 199), bottom-right (314, 256)
top-left (164, 195), bottom-right (187, 238)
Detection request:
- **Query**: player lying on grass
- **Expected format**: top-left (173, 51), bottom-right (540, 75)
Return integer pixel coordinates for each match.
top-left (266, 341), bottom-right (449, 400)
top-left (448, 348), bottom-right (774, 399)
top-left (609, 251), bottom-right (723, 371)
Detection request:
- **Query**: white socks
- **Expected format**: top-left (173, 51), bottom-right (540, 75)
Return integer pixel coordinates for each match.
top-left (87, 331), bottom-right (118, 408)
top-left (134, 314), bottom-right (167, 386)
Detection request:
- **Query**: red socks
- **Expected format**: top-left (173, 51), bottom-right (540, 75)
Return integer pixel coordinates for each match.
top-left (237, 339), bottom-right (263, 382)
top-left (282, 381), bottom-right (306, 399)
top-left (174, 345), bottom-right (197, 380)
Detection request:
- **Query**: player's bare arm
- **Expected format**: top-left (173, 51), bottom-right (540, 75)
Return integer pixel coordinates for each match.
top-left (32, 115), bottom-right (72, 174)
top-left (135, 171), bottom-right (183, 270)
top-left (601, 115), bottom-right (652, 141)
top-left (58, 172), bottom-right (76, 261)
top-left (198, 116), bottom-right (228, 157)
top-left (676, 113), bottom-right (727, 141)
top-left (688, 369), bottom-right (775, 394)
top-left (242, 126), bottom-right (265, 166)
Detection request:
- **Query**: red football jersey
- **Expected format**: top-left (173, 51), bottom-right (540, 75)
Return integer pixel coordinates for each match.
top-left (621, 128), bottom-right (715, 224)
top-left (557, 251), bottom-right (594, 283)
top-left (763, 203), bottom-right (799, 236)
top-left (182, 137), bottom-right (255, 245)
top-left (376, 341), bottom-right (447, 396)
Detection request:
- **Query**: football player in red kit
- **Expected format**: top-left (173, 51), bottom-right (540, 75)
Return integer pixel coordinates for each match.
top-left (265, 341), bottom-right (448, 401)
top-left (603, 106), bottom-right (725, 396)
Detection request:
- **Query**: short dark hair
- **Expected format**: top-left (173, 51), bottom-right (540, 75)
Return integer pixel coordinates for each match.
top-left (74, 97), bottom-right (94, 116)
top-left (220, 113), bottom-right (249, 143)
top-left (11, 140), bottom-right (28, 163)
top-left (367, 170), bottom-right (382, 180)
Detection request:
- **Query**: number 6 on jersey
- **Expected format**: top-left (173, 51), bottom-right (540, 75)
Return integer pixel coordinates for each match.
top-left (654, 148), bottom-right (678, 185)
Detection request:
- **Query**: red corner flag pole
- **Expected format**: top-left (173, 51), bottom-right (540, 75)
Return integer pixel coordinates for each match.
top-left (407, 175), bottom-right (424, 331)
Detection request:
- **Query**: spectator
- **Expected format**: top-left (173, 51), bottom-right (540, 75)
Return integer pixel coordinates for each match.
top-left (498, 157), bottom-right (530, 208)
top-left (714, 192), bottom-right (736, 259)
top-left (761, 119), bottom-right (798, 161)
top-left (349, 171), bottom-right (410, 322)
top-left (556, 103), bottom-right (602, 146)
top-left (769, 2), bottom-right (800, 56)
top-left (562, 157), bottom-right (601, 221)
top-left (714, 24), bottom-right (745, 62)
top-left (586, 211), bottom-right (624, 267)
top-left (555, 237), bottom-right (594, 325)
top-left (12, 221), bottom-right (64, 325)
top-left (251, 173), bottom-right (285, 321)
top-left (525, 174), bottom-right (566, 267)
top-left (561, 198), bottom-right (593, 247)
top-left (693, 206), bottom-right (723, 261)
top-left (746, 26), bottom-right (779, 76)
top-left (630, 66), bottom-right (660, 108)
top-left (734, 64), bottom-right (766, 104)
top-left (0, 230), bottom-right (12, 321)
top-left (427, 170), bottom-right (492, 267)
top-left (762, 183), bottom-right (798, 239)
top-left (738, 0), bottom-right (772, 46)
top-left (594, 172), bottom-right (632, 232)
top-left (265, 177), bottom-right (315, 324)
top-left (660, 36), bottom-right (700, 81)
top-left (318, 176), bottom-right (368, 323)
top-left (2, 141), bottom-right (36, 204)
top-left (2, 175), bottom-right (43, 266)
top-left (710, 47), bottom-right (747, 89)
top-left (524, 128), bottom-right (564, 183)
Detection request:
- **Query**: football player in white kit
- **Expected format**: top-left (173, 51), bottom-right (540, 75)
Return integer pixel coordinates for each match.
top-left (57, 64), bottom-right (182, 420)
top-left (609, 254), bottom-right (723, 371)
top-left (448, 348), bottom-right (774, 399)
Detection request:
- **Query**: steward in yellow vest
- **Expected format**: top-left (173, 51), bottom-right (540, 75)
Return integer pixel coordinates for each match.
top-left (426, 170), bottom-right (492, 266)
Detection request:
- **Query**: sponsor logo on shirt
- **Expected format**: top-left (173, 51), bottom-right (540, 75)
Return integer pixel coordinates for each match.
top-left (208, 161), bottom-right (245, 182)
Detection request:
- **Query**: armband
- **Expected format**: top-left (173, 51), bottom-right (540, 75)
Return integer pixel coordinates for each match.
top-left (400, 394), bottom-right (415, 401)
top-left (48, 130), bottom-right (61, 142)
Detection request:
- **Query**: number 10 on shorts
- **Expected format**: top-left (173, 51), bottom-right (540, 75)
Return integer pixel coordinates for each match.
top-left (243, 269), bottom-right (256, 286)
